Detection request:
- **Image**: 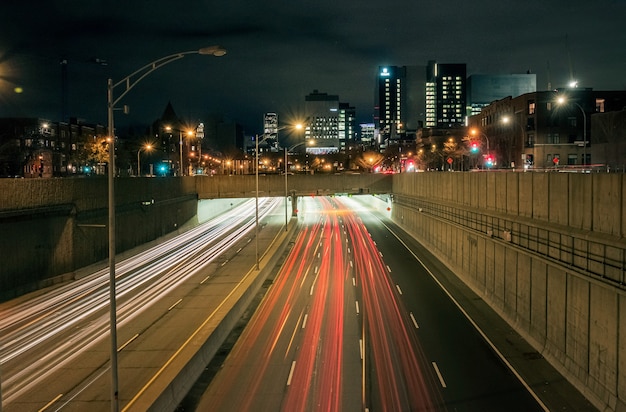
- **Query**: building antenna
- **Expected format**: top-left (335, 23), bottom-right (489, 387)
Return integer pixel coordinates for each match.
top-left (546, 60), bottom-right (551, 91)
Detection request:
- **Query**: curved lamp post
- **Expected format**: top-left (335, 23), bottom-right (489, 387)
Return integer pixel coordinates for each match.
top-left (254, 123), bottom-right (304, 268)
top-left (283, 124), bottom-right (305, 230)
top-left (137, 144), bottom-right (152, 176)
top-left (284, 137), bottom-right (311, 227)
top-left (106, 45), bottom-right (225, 412)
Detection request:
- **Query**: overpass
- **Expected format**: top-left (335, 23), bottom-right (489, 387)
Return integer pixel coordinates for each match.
top-left (194, 172), bottom-right (392, 199)
top-left (0, 172), bottom-right (624, 411)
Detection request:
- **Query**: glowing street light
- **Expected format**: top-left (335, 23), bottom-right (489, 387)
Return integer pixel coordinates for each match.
top-left (136, 144), bottom-right (153, 176)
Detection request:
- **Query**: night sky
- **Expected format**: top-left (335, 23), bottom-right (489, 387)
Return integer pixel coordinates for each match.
top-left (1, 0), bottom-right (625, 134)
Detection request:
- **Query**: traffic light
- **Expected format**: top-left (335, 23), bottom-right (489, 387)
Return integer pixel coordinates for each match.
top-left (470, 142), bottom-right (479, 153)
top-left (485, 155), bottom-right (494, 167)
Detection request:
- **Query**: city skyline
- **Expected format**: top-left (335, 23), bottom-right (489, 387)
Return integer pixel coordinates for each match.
top-left (1, 0), bottom-right (625, 133)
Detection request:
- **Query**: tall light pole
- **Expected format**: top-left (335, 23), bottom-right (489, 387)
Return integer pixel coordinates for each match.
top-left (179, 130), bottom-right (194, 176)
top-left (284, 137), bottom-right (308, 230)
top-left (557, 96), bottom-right (587, 168)
top-left (137, 144), bottom-right (152, 176)
top-left (255, 133), bottom-right (263, 270)
top-left (106, 45), bottom-right (225, 412)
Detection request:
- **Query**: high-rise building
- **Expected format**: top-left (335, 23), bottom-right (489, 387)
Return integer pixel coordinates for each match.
top-left (304, 90), bottom-right (354, 154)
top-left (467, 74), bottom-right (537, 116)
top-left (426, 61), bottom-right (466, 128)
top-left (262, 112), bottom-right (279, 152)
top-left (359, 123), bottom-right (376, 147)
top-left (375, 66), bottom-right (426, 142)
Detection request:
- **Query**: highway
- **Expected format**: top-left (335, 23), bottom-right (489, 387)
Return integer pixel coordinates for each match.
top-left (0, 197), bottom-right (282, 411)
top-left (196, 196), bottom-right (544, 411)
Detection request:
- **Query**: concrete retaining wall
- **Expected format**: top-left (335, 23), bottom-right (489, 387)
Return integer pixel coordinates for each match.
top-left (0, 177), bottom-right (197, 301)
top-left (391, 172), bottom-right (626, 411)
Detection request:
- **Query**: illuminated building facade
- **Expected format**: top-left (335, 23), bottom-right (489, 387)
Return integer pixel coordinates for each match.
top-left (304, 90), bottom-right (354, 154)
top-left (426, 61), bottom-right (466, 128)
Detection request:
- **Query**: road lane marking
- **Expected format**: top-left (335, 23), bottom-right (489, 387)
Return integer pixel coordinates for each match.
top-left (287, 361), bottom-right (297, 386)
top-left (302, 313), bottom-right (308, 329)
top-left (355, 300), bottom-right (360, 315)
top-left (118, 334), bottom-right (139, 352)
top-left (395, 284), bottom-right (403, 295)
top-left (380, 220), bottom-right (550, 411)
top-left (432, 362), bottom-right (447, 388)
top-left (310, 272), bottom-right (319, 295)
top-left (124, 262), bottom-right (266, 411)
top-left (270, 308), bottom-right (292, 356)
top-left (285, 312), bottom-right (305, 358)
top-left (168, 299), bottom-right (182, 311)
top-left (352, 277), bottom-right (356, 287)
top-left (359, 339), bottom-right (364, 359)
top-left (386, 265), bottom-right (392, 273)
top-left (200, 274), bottom-right (211, 284)
top-left (38, 393), bottom-right (63, 412)
top-left (410, 312), bottom-right (419, 329)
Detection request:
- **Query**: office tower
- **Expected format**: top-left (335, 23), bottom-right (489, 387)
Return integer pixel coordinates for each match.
top-left (305, 90), bottom-right (355, 154)
top-left (426, 61), bottom-right (467, 128)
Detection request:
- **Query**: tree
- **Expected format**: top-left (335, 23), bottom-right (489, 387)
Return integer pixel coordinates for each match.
top-left (353, 151), bottom-right (385, 172)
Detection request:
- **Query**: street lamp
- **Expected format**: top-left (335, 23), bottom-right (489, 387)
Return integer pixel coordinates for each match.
top-left (284, 135), bottom-right (309, 230)
top-left (557, 96), bottom-right (587, 168)
top-left (254, 123), bottom-right (303, 267)
top-left (180, 130), bottom-right (194, 176)
top-left (105, 45), bottom-right (225, 412)
top-left (137, 144), bottom-right (152, 176)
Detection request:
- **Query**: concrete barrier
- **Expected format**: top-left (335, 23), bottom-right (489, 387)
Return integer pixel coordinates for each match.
top-left (391, 172), bottom-right (626, 411)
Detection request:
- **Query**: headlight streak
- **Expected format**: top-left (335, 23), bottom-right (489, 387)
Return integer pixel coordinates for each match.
top-left (0, 197), bottom-right (280, 404)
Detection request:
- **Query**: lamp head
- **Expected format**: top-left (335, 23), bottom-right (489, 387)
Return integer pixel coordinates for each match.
top-left (199, 46), bottom-right (227, 56)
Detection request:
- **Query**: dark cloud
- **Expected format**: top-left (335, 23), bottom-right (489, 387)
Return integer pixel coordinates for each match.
top-left (1, 0), bottom-right (625, 133)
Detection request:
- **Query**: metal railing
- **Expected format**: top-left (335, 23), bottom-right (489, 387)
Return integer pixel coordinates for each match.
top-left (394, 194), bottom-right (626, 287)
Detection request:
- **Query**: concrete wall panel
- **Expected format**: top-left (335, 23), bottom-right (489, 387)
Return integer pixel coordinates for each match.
top-left (516, 253), bottom-right (532, 331)
top-left (593, 174), bottom-right (622, 236)
top-left (506, 173), bottom-right (519, 216)
top-left (504, 246), bottom-right (518, 318)
top-left (565, 275), bottom-right (590, 383)
top-left (549, 174), bottom-right (569, 226)
top-left (619, 294), bottom-right (626, 410)
top-left (518, 173), bottom-right (534, 218)
top-left (588, 283), bottom-right (619, 408)
top-left (530, 258), bottom-right (548, 343)
top-left (532, 173), bottom-right (550, 222)
top-left (494, 173), bottom-right (507, 213)
top-left (545, 266), bottom-right (567, 364)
